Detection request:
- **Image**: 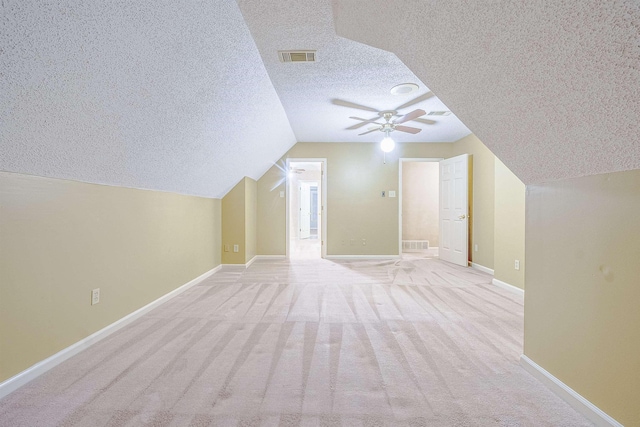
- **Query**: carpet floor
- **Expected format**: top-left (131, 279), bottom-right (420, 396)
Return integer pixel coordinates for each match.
top-left (0, 258), bottom-right (593, 426)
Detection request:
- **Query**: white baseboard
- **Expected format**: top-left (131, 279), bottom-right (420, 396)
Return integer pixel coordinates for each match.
top-left (492, 278), bottom-right (524, 296)
top-left (471, 262), bottom-right (494, 275)
top-left (220, 264), bottom-right (247, 270)
top-left (325, 255), bottom-right (400, 260)
top-left (520, 355), bottom-right (622, 427)
top-left (0, 265), bottom-right (221, 400)
top-left (221, 255), bottom-right (263, 270)
top-left (254, 255), bottom-right (286, 259)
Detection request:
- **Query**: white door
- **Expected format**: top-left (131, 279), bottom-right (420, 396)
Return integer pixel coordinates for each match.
top-left (299, 182), bottom-right (312, 239)
top-left (439, 154), bottom-right (469, 266)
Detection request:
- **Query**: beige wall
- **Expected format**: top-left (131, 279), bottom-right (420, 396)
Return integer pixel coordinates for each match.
top-left (524, 169), bottom-right (640, 426)
top-left (222, 178), bottom-right (246, 264)
top-left (256, 139), bottom-right (523, 282)
top-left (257, 164), bottom-right (286, 256)
top-left (402, 161), bottom-right (439, 245)
top-left (256, 142), bottom-right (454, 256)
top-left (0, 171), bottom-right (221, 383)
top-left (245, 178), bottom-right (257, 263)
top-left (494, 159), bottom-right (526, 289)
top-left (452, 134), bottom-right (495, 269)
top-left (222, 177), bottom-right (257, 264)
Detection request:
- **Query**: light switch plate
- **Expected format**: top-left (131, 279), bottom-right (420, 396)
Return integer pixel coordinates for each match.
top-left (389, 191), bottom-right (396, 198)
top-left (279, 191), bottom-right (284, 198)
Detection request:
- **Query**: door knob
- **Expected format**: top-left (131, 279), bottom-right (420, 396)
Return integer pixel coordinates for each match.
top-left (458, 214), bottom-right (466, 220)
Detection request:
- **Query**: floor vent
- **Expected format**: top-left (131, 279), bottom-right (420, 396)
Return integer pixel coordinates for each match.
top-left (278, 50), bottom-right (316, 63)
top-left (402, 240), bottom-right (430, 252)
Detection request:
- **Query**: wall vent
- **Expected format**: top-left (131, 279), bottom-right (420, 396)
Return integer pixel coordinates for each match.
top-left (278, 50), bottom-right (316, 63)
top-left (402, 240), bottom-right (430, 252)
top-left (427, 111), bottom-right (451, 116)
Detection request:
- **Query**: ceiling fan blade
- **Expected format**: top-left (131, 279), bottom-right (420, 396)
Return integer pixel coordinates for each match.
top-left (346, 116), bottom-right (382, 130)
top-left (358, 128), bottom-right (380, 136)
top-left (394, 109), bottom-right (427, 125)
top-left (332, 99), bottom-right (379, 112)
top-left (395, 125), bottom-right (422, 134)
top-left (413, 118), bottom-right (437, 125)
top-left (394, 92), bottom-right (435, 110)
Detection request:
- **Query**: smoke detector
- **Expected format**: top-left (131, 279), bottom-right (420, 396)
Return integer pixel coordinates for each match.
top-left (390, 83), bottom-right (419, 95)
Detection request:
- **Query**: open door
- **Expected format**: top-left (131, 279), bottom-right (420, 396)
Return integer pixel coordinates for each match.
top-left (439, 154), bottom-right (469, 266)
top-left (299, 181), bottom-right (312, 239)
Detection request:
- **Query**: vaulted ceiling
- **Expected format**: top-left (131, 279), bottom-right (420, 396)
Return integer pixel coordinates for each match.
top-left (1, 1), bottom-right (638, 197)
top-left (333, 0), bottom-right (640, 184)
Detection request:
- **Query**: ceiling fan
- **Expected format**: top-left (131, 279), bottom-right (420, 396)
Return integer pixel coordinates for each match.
top-left (333, 91), bottom-right (439, 135)
top-left (353, 109), bottom-right (426, 136)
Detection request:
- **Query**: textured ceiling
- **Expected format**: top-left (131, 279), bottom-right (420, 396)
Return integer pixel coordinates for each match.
top-left (0, 1), bottom-right (296, 198)
top-left (333, 0), bottom-right (640, 184)
top-left (236, 0), bottom-right (470, 144)
top-left (5, 1), bottom-right (633, 196)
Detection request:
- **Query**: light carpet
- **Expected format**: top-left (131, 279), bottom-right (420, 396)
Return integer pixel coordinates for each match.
top-left (0, 258), bottom-right (592, 426)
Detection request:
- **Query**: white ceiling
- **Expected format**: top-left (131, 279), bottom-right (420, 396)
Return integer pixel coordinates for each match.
top-left (333, 0), bottom-right (640, 184)
top-left (0, 1), bottom-right (296, 198)
top-left (1, 1), bottom-right (637, 196)
top-left (236, 0), bottom-right (471, 144)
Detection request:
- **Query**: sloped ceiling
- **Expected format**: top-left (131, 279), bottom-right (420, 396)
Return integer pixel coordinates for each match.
top-left (1, 0), bottom-right (473, 199)
top-left (0, 1), bottom-right (296, 198)
top-left (236, 0), bottom-right (470, 144)
top-left (5, 1), bottom-right (634, 196)
top-left (332, 0), bottom-right (640, 184)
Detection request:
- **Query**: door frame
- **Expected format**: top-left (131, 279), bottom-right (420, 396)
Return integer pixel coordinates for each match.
top-left (398, 158), bottom-right (444, 256)
top-left (286, 158), bottom-right (328, 259)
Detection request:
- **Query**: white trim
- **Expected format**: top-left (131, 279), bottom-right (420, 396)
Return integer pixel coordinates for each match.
top-left (520, 355), bottom-right (623, 427)
top-left (221, 264), bottom-right (247, 270)
top-left (398, 158), bottom-right (444, 256)
top-left (325, 255), bottom-right (400, 260)
top-left (245, 255), bottom-right (257, 268)
top-left (221, 255), bottom-right (259, 270)
top-left (491, 278), bottom-right (524, 296)
top-left (0, 265), bottom-right (221, 400)
top-left (471, 262), bottom-right (494, 275)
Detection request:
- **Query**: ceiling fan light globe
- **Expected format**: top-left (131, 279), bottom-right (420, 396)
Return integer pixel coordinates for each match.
top-left (380, 136), bottom-right (395, 153)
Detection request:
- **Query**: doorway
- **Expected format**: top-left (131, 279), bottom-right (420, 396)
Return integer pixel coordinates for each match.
top-left (287, 159), bottom-right (327, 259)
top-left (399, 158), bottom-right (442, 259)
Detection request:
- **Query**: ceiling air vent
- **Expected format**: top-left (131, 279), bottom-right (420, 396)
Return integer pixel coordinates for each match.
top-left (427, 111), bottom-right (452, 116)
top-left (278, 50), bottom-right (316, 63)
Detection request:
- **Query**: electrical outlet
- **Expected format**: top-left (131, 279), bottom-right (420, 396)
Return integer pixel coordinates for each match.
top-left (279, 190), bottom-right (284, 198)
top-left (91, 288), bottom-right (100, 305)
top-left (362, 239), bottom-right (366, 246)
top-left (474, 244), bottom-right (478, 252)
top-left (233, 244), bottom-right (239, 253)
top-left (389, 191), bottom-right (396, 198)
top-left (515, 260), bottom-right (520, 270)
top-left (224, 244), bottom-right (230, 252)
